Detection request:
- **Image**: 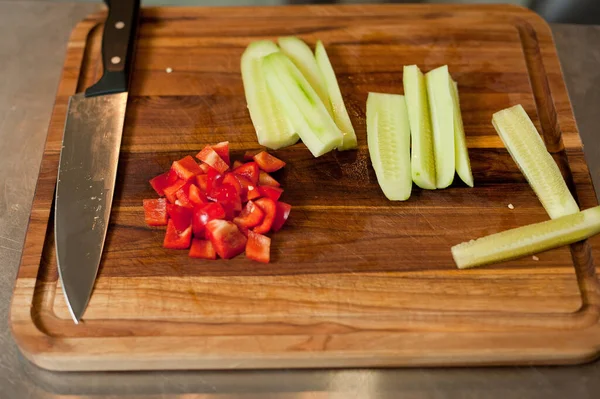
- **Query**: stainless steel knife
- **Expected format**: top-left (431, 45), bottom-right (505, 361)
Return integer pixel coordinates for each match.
top-left (55, 0), bottom-right (140, 324)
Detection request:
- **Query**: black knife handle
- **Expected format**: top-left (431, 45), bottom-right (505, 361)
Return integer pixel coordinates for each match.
top-left (85, 0), bottom-right (140, 97)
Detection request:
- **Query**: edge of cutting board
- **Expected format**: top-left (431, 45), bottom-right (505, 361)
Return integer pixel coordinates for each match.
top-left (9, 4), bottom-right (600, 370)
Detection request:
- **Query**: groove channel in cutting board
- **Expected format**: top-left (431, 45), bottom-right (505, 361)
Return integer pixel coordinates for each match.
top-left (10, 5), bottom-right (600, 371)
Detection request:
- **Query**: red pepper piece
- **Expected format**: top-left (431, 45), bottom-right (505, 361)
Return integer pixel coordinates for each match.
top-left (143, 198), bottom-right (167, 226)
top-left (243, 150), bottom-right (260, 161)
top-left (196, 174), bottom-right (208, 192)
top-left (199, 163), bottom-right (211, 174)
top-left (253, 151), bottom-right (286, 172)
top-left (233, 161), bottom-right (259, 185)
top-left (222, 173), bottom-right (242, 198)
top-left (175, 183), bottom-right (194, 209)
top-left (245, 230), bottom-right (271, 263)
top-left (253, 197), bottom-right (277, 234)
top-left (211, 183), bottom-right (242, 218)
top-left (237, 224), bottom-right (249, 237)
top-left (258, 171), bottom-right (280, 187)
top-left (163, 220), bottom-right (192, 249)
top-left (211, 141), bottom-right (230, 166)
top-left (189, 239), bottom-right (217, 259)
top-left (172, 155), bottom-right (203, 181)
top-left (166, 203), bottom-right (193, 231)
top-left (271, 201), bottom-right (292, 232)
top-left (149, 170), bottom-right (178, 196)
top-left (233, 174), bottom-right (252, 202)
top-left (196, 145), bottom-right (229, 174)
top-left (232, 160), bottom-right (244, 169)
top-left (163, 179), bottom-right (187, 204)
top-left (206, 168), bottom-right (224, 197)
top-left (205, 219), bottom-right (247, 259)
top-left (188, 184), bottom-right (208, 206)
top-left (233, 200), bottom-right (265, 229)
top-left (247, 185), bottom-right (261, 200)
top-left (258, 186), bottom-right (283, 201)
top-left (192, 202), bottom-right (226, 237)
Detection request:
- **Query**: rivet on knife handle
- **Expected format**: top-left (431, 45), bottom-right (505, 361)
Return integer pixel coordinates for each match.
top-left (86, 0), bottom-right (140, 97)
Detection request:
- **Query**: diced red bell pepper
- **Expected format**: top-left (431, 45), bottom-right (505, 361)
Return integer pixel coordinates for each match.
top-left (253, 197), bottom-right (277, 234)
top-left (237, 224), bottom-right (249, 237)
top-left (175, 183), bottom-right (194, 209)
top-left (188, 184), bottom-right (208, 205)
top-left (245, 230), bottom-right (271, 263)
top-left (163, 179), bottom-right (187, 204)
top-left (206, 168), bottom-right (224, 196)
top-left (196, 174), bottom-right (208, 192)
top-left (259, 186), bottom-right (283, 201)
top-left (222, 173), bottom-right (242, 198)
top-left (243, 150), bottom-right (260, 161)
top-left (211, 141), bottom-right (230, 166)
top-left (247, 186), bottom-right (261, 200)
top-left (172, 155), bottom-right (203, 181)
top-left (258, 171), bottom-right (280, 187)
top-left (253, 151), bottom-right (286, 173)
top-left (189, 239), bottom-right (217, 259)
top-left (205, 219), bottom-right (247, 259)
top-left (233, 161), bottom-right (259, 185)
top-left (210, 183), bottom-right (242, 218)
top-left (232, 160), bottom-right (244, 169)
top-left (196, 145), bottom-right (229, 174)
top-left (166, 204), bottom-right (193, 231)
top-left (163, 220), bottom-right (192, 249)
top-left (192, 202), bottom-right (226, 237)
top-left (233, 200), bottom-right (265, 229)
top-left (149, 170), bottom-right (178, 196)
top-left (143, 198), bottom-right (167, 226)
top-left (234, 174), bottom-right (259, 202)
top-left (199, 163), bottom-right (211, 174)
top-left (271, 201), bottom-right (292, 232)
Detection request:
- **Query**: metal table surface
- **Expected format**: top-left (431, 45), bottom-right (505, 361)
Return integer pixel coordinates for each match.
top-left (1, 2), bottom-right (600, 398)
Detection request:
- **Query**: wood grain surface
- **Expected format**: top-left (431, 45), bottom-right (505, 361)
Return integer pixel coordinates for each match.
top-left (10, 4), bottom-right (600, 371)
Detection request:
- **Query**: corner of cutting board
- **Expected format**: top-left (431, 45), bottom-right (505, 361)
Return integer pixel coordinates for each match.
top-left (9, 298), bottom-right (62, 371)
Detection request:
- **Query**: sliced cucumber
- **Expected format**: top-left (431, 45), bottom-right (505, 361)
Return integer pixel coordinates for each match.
top-left (403, 65), bottom-right (436, 190)
top-left (492, 104), bottom-right (579, 219)
top-left (452, 205), bottom-right (600, 269)
top-left (366, 92), bottom-right (412, 201)
top-left (314, 40), bottom-right (358, 151)
top-left (241, 41), bottom-right (298, 149)
top-left (426, 65), bottom-right (455, 189)
top-left (278, 36), bottom-right (331, 114)
top-left (262, 52), bottom-right (343, 157)
top-left (450, 80), bottom-right (474, 187)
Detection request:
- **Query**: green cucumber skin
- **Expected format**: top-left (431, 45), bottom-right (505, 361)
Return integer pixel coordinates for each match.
top-left (314, 40), bottom-right (358, 151)
top-left (241, 41), bottom-right (298, 149)
top-left (451, 80), bottom-right (474, 187)
top-left (452, 205), bottom-right (600, 269)
top-left (277, 36), bottom-right (332, 115)
top-left (492, 104), bottom-right (579, 219)
top-left (403, 65), bottom-right (436, 190)
top-left (426, 66), bottom-right (455, 189)
top-left (263, 52), bottom-right (343, 157)
top-left (366, 92), bottom-right (412, 201)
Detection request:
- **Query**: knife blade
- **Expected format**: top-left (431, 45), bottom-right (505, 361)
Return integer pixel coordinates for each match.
top-left (55, 0), bottom-right (140, 324)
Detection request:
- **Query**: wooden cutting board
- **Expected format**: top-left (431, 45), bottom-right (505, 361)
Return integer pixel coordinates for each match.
top-left (10, 4), bottom-right (600, 371)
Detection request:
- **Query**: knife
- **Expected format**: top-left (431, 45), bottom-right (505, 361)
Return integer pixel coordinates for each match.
top-left (55, 0), bottom-right (140, 324)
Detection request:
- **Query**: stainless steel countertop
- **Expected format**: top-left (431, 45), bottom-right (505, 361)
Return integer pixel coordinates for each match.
top-left (2, 2), bottom-right (600, 398)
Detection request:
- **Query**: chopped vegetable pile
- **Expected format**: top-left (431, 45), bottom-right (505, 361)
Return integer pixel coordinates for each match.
top-left (241, 37), bottom-right (357, 157)
top-left (492, 104), bottom-right (579, 219)
top-left (451, 104), bottom-right (593, 269)
top-left (143, 142), bottom-right (291, 263)
top-left (367, 65), bottom-right (473, 201)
